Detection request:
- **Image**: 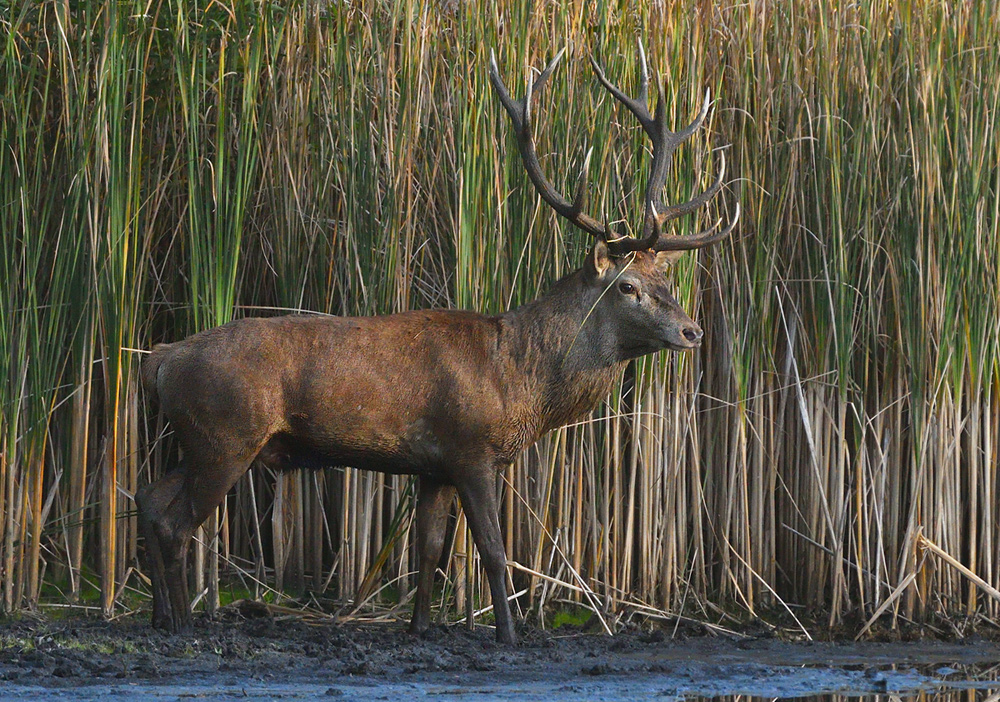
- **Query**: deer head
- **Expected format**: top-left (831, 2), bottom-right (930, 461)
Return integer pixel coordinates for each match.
top-left (488, 44), bottom-right (739, 355)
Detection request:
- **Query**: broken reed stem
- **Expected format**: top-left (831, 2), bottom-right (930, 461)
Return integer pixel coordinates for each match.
top-left (855, 571), bottom-right (921, 641)
top-left (918, 534), bottom-right (1000, 607)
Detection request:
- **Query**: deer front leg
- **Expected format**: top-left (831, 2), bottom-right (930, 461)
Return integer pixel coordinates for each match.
top-left (455, 471), bottom-right (516, 645)
top-left (410, 478), bottom-right (456, 636)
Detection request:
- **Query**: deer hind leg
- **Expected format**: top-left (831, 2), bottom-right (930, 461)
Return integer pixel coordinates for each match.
top-left (136, 468), bottom-right (191, 632)
top-left (455, 471), bottom-right (516, 645)
top-left (137, 449), bottom-right (254, 633)
top-left (410, 478), bottom-right (456, 636)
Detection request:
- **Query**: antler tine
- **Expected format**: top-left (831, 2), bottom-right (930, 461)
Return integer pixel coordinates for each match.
top-left (590, 52), bottom-right (655, 135)
top-left (637, 40), bottom-right (650, 107)
top-left (653, 201), bottom-right (740, 252)
top-left (489, 49), bottom-right (607, 239)
top-left (533, 47), bottom-right (565, 95)
top-left (657, 151), bottom-right (726, 226)
top-left (572, 146), bottom-right (594, 214)
top-left (488, 49), bottom-right (520, 121)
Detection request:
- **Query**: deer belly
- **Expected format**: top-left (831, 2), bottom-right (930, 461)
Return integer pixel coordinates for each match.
top-left (255, 418), bottom-right (448, 476)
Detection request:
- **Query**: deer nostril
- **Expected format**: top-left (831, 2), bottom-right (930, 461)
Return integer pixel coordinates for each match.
top-left (683, 327), bottom-right (703, 343)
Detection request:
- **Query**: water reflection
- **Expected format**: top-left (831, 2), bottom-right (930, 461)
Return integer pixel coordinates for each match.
top-left (695, 690), bottom-right (999, 702)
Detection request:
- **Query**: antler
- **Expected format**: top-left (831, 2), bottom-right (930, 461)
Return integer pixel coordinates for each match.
top-left (488, 48), bottom-right (608, 240)
top-left (489, 44), bottom-right (739, 257)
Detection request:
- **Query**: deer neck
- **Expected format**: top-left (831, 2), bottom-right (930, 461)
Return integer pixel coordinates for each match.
top-left (499, 271), bottom-right (626, 439)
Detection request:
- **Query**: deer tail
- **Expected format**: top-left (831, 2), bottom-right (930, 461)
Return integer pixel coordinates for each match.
top-left (141, 343), bottom-right (173, 405)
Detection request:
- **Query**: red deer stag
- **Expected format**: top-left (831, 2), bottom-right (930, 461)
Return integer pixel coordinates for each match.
top-left (136, 44), bottom-right (738, 645)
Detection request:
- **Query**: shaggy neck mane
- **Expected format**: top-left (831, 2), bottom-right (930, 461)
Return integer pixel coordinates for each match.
top-left (498, 270), bottom-right (625, 441)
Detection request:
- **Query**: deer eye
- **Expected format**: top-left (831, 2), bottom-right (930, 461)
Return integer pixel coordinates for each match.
top-left (618, 282), bottom-right (637, 296)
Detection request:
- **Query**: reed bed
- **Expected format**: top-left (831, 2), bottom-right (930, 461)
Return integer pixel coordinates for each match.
top-left (1, 0), bottom-right (997, 635)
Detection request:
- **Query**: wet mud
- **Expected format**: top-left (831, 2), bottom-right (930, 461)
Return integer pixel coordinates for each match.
top-left (1, 607), bottom-right (998, 700)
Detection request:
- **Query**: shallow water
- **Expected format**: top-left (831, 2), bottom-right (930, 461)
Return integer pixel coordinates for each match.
top-left (2, 618), bottom-right (998, 701)
top-left (3, 681), bottom-right (998, 701)
top-left (3, 655), bottom-right (997, 701)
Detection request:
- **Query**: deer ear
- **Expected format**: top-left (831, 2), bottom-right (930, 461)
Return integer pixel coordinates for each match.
top-left (587, 238), bottom-right (614, 279)
top-left (654, 250), bottom-right (682, 272)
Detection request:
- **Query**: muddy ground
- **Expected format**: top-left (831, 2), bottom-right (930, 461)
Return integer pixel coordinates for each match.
top-left (2, 606), bottom-right (999, 700)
